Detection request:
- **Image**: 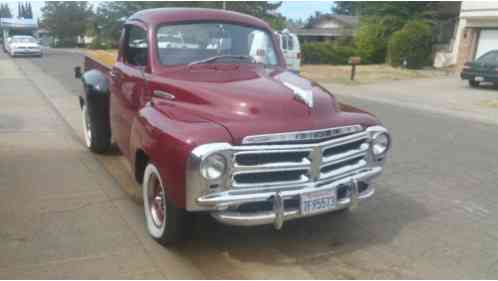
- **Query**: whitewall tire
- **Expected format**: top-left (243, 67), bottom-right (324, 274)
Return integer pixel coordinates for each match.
top-left (142, 163), bottom-right (192, 245)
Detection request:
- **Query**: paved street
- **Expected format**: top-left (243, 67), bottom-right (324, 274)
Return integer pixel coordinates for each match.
top-left (1, 48), bottom-right (498, 279)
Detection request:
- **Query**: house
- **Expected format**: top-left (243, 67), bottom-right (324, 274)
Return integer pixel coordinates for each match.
top-left (434, 1), bottom-right (498, 70)
top-left (289, 15), bottom-right (359, 43)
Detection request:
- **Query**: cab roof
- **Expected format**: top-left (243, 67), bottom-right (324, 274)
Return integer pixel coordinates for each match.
top-left (127, 8), bottom-right (272, 30)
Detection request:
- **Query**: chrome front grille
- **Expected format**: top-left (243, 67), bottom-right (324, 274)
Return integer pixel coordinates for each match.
top-left (230, 130), bottom-right (370, 189)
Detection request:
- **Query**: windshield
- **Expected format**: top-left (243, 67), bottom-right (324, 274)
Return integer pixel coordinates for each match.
top-left (12, 37), bottom-right (37, 43)
top-left (156, 22), bottom-right (278, 66)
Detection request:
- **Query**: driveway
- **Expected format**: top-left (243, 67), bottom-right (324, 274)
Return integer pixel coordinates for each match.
top-left (1, 48), bottom-right (498, 279)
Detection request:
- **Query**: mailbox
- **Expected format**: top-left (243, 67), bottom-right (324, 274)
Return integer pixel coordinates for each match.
top-left (348, 56), bottom-right (361, 65)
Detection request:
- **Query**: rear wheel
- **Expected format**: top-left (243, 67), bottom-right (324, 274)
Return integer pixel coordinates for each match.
top-left (143, 163), bottom-right (192, 245)
top-left (469, 80), bottom-right (480, 88)
top-left (81, 103), bottom-right (111, 153)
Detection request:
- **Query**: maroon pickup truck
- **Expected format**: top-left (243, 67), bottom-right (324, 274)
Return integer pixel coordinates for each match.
top-left (75, 8), bottom-right (391, 245)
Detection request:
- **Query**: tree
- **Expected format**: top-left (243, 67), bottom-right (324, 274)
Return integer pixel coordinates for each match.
top-left (19, 2), bottom-right (33, 19)
top-left (41, 1), bottom-right (94, 47)
top-left (26, 2), bottom-right (33, 19)
top-left (355, 22), bottom-right (388, 64)
top-left (332, 2), bottom-right (355, 16)
top-left (95, 1), bottom-right (283, 46)
top-left (387, 20), bottom-right (433, 68)
top-left (0, 4), bottom-right (12, 18)
top-left (304, 11), bottom-right (322, 28)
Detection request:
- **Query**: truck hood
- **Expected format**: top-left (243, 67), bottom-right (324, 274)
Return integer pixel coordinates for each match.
top-left (150, 64), bottom-right (379, 144)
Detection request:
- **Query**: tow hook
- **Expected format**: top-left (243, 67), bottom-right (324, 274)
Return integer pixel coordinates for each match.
top-left (273, 192), bottom-right (284, 230)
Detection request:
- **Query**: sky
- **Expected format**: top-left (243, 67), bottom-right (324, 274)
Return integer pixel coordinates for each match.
top-left (2, 1), bottom-right (333, 21)
top-left (277, 1), bottom-right (332, 21)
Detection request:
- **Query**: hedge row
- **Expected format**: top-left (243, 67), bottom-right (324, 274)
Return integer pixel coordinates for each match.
top-left (301, 19), bottom-right (433, 69)
top-left (301, 42), bottom-right (357, 65)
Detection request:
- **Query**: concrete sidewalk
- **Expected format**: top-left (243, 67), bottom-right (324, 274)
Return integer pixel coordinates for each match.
top-left (0, 52), bottom-right (202, 279)
top-left (324, 77), bottom-right (498, 126)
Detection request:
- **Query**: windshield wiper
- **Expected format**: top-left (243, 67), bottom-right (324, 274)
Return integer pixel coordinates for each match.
top-left (188, 55), bottom-right (255, 66)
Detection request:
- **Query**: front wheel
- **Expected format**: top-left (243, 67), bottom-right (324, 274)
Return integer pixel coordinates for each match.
top-left (81, 104), bottom-right (110, 153)
top-left (469, 80), bottom-right (479, 88)
top-left (143, 163), bottom-right (192, 245)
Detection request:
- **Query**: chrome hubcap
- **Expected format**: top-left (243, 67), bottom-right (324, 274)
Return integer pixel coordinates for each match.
top-left (148, 176), bottom-right (166, 227)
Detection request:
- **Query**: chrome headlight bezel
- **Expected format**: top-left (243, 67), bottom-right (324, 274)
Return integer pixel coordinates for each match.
top-left (366, 126), bottom-right (391, 160)
top-left (372, 132), bottom-right (390, 156)
top-left (200, 153), bottom-right (228, 181)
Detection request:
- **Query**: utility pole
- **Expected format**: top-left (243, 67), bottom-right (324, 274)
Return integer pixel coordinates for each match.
top-left (222, 1), bottom-right (226, 10)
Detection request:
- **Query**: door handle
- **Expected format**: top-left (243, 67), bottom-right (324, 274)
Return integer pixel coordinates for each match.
top-left (153, 90), bottom-right (175, 100)
top-left (110, 71), bottom-right (121, 79)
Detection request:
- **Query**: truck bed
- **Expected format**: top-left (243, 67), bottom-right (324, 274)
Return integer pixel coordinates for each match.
top-left (83, 50), bottom-right (118, 75)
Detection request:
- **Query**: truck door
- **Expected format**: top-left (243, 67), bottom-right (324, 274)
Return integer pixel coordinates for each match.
top-left (110, 24), bottom-right (148, 159)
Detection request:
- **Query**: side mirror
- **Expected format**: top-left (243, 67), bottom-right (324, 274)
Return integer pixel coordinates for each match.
top-left (74, 66), bottom-right (82, 79)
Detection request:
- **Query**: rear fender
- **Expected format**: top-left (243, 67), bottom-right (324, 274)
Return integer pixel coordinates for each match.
top-left (80, 69), bottom-right (110, 109)
top-left (78, 69), bottom-right (112, 145)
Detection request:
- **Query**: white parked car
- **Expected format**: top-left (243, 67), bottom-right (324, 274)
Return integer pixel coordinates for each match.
top-left (276, 30), bottom-right (301, 73)
top-left (157, 33), bottom-right (199, 49)
top-left (6, 35), bottom-right (42, 57)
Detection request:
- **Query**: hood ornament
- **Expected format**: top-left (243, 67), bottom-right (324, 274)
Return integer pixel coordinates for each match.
top-left (283, 82), bottom-right (314, 109)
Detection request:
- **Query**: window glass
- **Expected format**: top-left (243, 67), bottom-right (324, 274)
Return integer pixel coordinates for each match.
top-left (282, 35), bottom-right (288, 50)
top-left (280, 34), bottom-right (294, 51)
top-left (156, 22), bottom-right (278, 66)
top-left (287, 35), bottom-right (294, 50)
top-left (477, 51), bottom-right (498, 64)
top-left (125, 26), bottom-right (148, 66)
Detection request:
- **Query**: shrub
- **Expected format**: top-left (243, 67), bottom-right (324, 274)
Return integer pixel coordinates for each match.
top-left (387, 20), bottom-right (432, 69)
top-left (302, 42), bottom-right (357, 65)
top-left (354, 21), bottom-right (389, 64)
top-left (87, 37), bottom-right (114, 50)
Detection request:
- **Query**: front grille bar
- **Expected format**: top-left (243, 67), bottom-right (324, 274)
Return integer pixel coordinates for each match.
top-left (229, 130), bottom-right (370, 189)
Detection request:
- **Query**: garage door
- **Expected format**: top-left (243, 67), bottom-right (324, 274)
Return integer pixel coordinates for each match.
top-left (475, 29), bottom-right (498, 59)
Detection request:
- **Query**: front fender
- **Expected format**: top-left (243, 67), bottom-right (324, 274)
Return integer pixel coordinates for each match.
top-left (130, 105), bottom-right (233, 208)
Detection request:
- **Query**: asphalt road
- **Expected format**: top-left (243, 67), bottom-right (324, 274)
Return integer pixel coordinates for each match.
top-left (3, 48), bottom-right (498, 279)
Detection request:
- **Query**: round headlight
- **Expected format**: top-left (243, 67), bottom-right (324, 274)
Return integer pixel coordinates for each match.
top-left (200, 153), bottom-right (227, 180)
top-left (372, 132), bottom-right (390, 155)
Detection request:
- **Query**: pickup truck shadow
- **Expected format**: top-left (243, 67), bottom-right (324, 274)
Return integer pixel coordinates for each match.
top-left (174, 186), bottom-right (428, 277)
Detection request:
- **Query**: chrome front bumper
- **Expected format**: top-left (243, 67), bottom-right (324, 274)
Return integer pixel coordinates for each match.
top-left (201, 167), bottom-right (380, 229)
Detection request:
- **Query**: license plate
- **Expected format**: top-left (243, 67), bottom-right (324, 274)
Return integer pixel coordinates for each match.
top-left (301, 189), bottom-right (337, 216)
top-left (475, 76), bottom-right (485, 82)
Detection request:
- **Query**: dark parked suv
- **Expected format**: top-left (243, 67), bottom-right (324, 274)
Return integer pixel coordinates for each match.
top-left (461, 50), bottom-right (498, 88)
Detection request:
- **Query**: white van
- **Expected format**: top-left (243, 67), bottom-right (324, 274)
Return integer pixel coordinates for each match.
top-left (277, 30), bottom-right (301, 73)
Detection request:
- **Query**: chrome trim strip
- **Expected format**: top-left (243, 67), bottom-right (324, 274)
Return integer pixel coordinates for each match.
top-left (201, 166), bottom-right (381, 207)
top-left (241, 125), bottom-right (363, 144)
top-left (232, 174), bottom-right (310, 189)
top-left (321, 143), bottom-right (369, 164)
top-left (320, 159), bottom-right (367, 180)
top-left (233, 158), bottom-right (311, 172)
top-left (153, 90), bottom-right (175, 100)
